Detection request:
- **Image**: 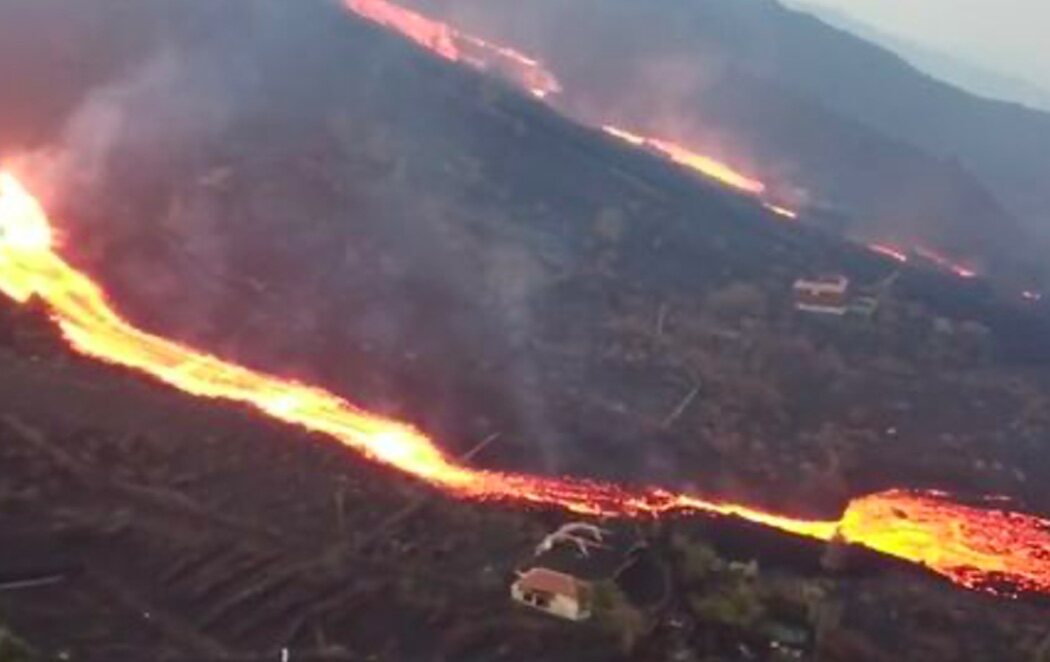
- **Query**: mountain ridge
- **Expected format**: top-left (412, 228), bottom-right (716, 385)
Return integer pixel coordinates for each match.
top-left (407, 0), bottom-right (1050, 283)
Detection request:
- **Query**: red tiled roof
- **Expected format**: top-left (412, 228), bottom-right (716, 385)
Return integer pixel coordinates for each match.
top-left (515, 567), bottom-right (581, 600)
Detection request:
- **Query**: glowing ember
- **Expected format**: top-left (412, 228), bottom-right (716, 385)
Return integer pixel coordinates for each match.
top-left (915, 246), bottom-right (978, 279)
top-left (1, 173), bottom-right (1049, 597)
top-left (603, 125), bottom-right (766, 195)
top-left (345, 0), bottom-right (561, 98)
top-left (763, 203), bottom-right (799, 220)
top-left (868, 242), bottom-right (909, 264)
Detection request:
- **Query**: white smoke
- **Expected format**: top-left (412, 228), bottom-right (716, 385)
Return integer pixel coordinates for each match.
top-left (14, 49), bottom-right (239, 210)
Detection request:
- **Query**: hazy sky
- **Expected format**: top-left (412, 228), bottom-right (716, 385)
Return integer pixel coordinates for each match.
top-left (785, 0), bottom-right (1049, 92)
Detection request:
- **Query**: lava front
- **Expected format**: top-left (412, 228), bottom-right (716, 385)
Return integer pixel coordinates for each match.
top-left (0, 172), bottom-right (1048, 598)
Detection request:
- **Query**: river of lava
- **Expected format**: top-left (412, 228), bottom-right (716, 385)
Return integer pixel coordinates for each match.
top-left (344, 0), bottom-right (771, 200)
top-left (345, 0), bottom-right (560, 98)
top-left (868, 242), bottom-right (909, 263)
top-left (763, 203), bottom-right (799, 220)
top-left (603, 125), bottom-right (767, 196)
top-left (915, 246), bottom-right (978, 279)
top-left (348, 0), bottom-right (1008, 294)
top-left (1, 172), bottom-right (1048, 597)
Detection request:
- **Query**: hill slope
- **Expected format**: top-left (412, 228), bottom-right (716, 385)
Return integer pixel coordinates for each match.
top-left (407, 0), bottom-right (1050, 281)
top-left (787, 2), bottom-right (1050, 113)
top-left (2, 1), bottom-right (1050, 659)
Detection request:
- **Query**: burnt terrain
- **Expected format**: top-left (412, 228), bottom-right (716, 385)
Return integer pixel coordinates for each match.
top-left (411, 0), bottom-right (1050, 284)
top-left (2, 1), bottom-right (1050, 660)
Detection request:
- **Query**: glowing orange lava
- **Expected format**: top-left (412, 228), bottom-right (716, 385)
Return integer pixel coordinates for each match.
top-left (2, 172), bottom-right (1049, 597)
top-left (915, 246), bottom-right (978, 279)
top-left (763, 203), bottom-right (799, 220)
top-left (841, 490), bottom-right (1050, 596)
top-left (868, 242), bottom-right (909, 263)
top-left (603, 125), bottom-right (766, 195)
top-left (346, 0), bottom-right (458, 60)
top-left (347, 0), bottom-right (783, 205)
top-left (346, 0), bottom-right (1000, 295)
top-left (345, 0), bottom-right (561, 98)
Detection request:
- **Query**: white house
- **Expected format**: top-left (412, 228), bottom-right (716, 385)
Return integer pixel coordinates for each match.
top-left (793, 274), bottom-right (850, 315)
top-left (511, 567), bottom-right (592, 621)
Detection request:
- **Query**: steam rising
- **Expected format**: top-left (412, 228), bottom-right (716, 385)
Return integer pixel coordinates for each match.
top-left (3, 0), bottom-right (572, 471)
top-left (2, 0), bottom-right (1046, 492)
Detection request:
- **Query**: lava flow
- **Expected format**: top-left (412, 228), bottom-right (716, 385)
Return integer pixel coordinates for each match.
top-left (1, 172), bottom-right (1049, 597)
top-left (344, 0), bottom-right (778, 202)
top-left (915, 246), bottom-right (978, 279)
top-left (349, 0), bottom-right (1029, 290)
top-left (345, 0), bottom-right (561, 98)
top-left (763, 203), bottom-right (799, 221)
top-left (603, 125), bottom-right (767, 196)
top-left (868, 242), bottom-right (909, 263)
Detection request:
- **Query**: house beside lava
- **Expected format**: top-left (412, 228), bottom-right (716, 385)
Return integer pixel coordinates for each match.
top-left (512, 566), bottom-right (593, 621)
top-left (511, 522), bottom-right (668, 622)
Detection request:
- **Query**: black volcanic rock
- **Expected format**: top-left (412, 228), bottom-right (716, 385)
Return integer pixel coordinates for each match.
top-left (407, 0), bottom-right (1050, 282)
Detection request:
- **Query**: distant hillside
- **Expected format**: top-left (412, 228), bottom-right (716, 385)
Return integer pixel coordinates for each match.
top-left (787, 2), bottom-right (1050, 113)
top-left (746, 1), bottom-right (1050, 233)
top-left (407, 0), bottom-right (1050, 283)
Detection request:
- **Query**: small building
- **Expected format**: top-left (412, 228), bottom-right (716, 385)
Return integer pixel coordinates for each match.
top-left (511, 522), bottom-right (668, 622)
top-left (511, 567), bottom-right (592, 621)
top-left (793, 274), bottom-right (850, 315)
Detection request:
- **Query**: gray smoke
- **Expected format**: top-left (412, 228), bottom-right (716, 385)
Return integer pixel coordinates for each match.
top-left (4, 0), bottom-right (571, 470)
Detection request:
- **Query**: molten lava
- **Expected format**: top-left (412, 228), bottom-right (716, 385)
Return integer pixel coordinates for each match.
top-left (763, 203), bottom-right (799, 221)
top-left (868, 242), bottom-right (909, 264)
top-left (603, 125), bottom-right (766, 196)
top-left (347, 0), bottom-right (796, 213)
top-left (346, 0), bottom-right (1003, 295)
top-left (345, 0), bottom-right (561, 98)
top-left (841, 491), bottom-right (1050, 596)
top-left (915, 246), bottom-right (978, 279)
top-left (2, 172), bottom-right (1049, 597)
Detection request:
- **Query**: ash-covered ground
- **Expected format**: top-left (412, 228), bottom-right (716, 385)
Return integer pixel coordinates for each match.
top-left (2, 1), bottom-right (1050, 660)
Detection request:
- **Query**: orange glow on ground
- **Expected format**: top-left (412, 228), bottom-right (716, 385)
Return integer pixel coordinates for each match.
top-left (868, 242), bottom-right (909, 263)
top-left (915, 246), bottom-right (978, 279)
top-left (345, 0), bottom-right (767, 200)
top-left (347, 0), bottom-right (795, 215)
top-left (346, 0), bottom-right (458, 60)
top-left (840, 490), bottom-right (1050, 596)
top-left (345, 0), bottom-right (561, 98)
top-left (603, 125), bottom-right (766, 195)
top-left (763, 203), bottom-right (799, 220)
top-left (2, 173), bottom-right (1049, 597)
top-left (345, 0), bottom-right (998, 296)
